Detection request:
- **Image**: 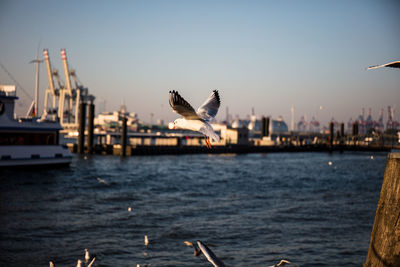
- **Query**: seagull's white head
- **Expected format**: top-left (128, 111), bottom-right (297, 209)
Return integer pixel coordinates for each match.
top-left (173, 118), bottom-right (186, 129)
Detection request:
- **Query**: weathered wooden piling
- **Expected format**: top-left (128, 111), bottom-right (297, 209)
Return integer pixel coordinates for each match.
top-left (329, 122), bottom-right (334, 147)
top-left (121, 117), bottom-right (127, 157)
top-left (364, 153), bottom-right (400, 267)
top-left (77, 102), bottom-right (86, 154)
top-left (261, 117), bottom-right (270, 137)
top-left (87, 103), bottom-right (95, 154)
top-left (353, 122), bottom-right (359, 145)
top-left (339, 122), bottom-right (345, 146)
top-left (340, 122), bottom-right (344, 137)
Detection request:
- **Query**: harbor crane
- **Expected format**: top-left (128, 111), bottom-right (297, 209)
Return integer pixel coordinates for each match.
top-left (42, 49), bottom-right (94, 129)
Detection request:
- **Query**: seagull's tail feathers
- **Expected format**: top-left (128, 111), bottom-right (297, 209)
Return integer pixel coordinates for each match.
top-left (209, 131), bottom-right (220, 142)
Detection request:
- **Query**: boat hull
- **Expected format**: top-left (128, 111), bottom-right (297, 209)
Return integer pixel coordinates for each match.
top-left (0, 145), bottom-right (72, 167)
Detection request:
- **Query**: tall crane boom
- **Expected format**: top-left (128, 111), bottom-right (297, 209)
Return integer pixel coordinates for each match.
top-left (43, 49), bottom-right (55, 95)
top-left (60, 49), bottom-right (73, 96)
top-left (41, 48), bottom-right (94, 131)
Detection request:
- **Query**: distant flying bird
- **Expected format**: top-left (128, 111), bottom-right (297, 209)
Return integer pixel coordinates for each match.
top-left (367, 60), bottom-right (400, 70)
top-left (197, 240), bottom-right (226, 267)
top-left (268, 259), bottom-right (299, 267)
top-left (169, 90), bottom-right (221, 148)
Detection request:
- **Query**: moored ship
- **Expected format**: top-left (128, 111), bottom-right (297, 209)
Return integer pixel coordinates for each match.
top-left (0, 85), bottom-right (72, 167)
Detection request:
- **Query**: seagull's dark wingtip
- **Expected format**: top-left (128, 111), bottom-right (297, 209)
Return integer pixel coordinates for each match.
top-left (213, 90), bottom-right (221, 104)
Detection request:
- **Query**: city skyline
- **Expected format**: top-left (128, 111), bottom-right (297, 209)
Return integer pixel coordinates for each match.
top-left (0, 0), bottom-right (399, 125)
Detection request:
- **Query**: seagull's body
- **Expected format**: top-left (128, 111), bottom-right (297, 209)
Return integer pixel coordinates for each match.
top-left (169, 90), bottom-right (221, 148)
top-left (84, 249), bottom-right (90, 263)
top-left (144, 235), bottom-right (149, 248)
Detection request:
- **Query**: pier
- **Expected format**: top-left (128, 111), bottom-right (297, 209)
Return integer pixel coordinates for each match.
top-left (65, 133), bottom-right (395, 156)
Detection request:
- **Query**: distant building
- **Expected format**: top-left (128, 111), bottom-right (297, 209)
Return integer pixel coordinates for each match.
top-left (94, 99), bottom-right (140, 131)
top-left (309, 117), bottom-right (320, 133)
top-left (357, 108), bottom-right (367, 134)
top-left (95, 111), bottom-right (138, 128)
top-left (366, 108), bottom-right (374, 132)
top-left (221, 126), bottom-right (249, 145)
top-left (231, 117), bottom-right (250, 129)
top-left (377, 108), bottom-right (384, 133)
top-left (347, 118), bottom-right (353, 134)
top-left (211, 124), bottom-right (249, 145)
top-left (386, 106), bottom-right (400, 131)
top-left (270, 116), bottom-right (289, 134)
top-left (297, 116), bottom-right (307, 132)
top-left (248, 114), bottom-right (261, 132)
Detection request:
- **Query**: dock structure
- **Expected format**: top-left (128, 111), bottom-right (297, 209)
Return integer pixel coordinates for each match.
top-left (65, 123), bottom-right (399, 155)
top-left (364, 152), bottom-right (400, 267)
top-left (67, 142), bottom-right (392, 156)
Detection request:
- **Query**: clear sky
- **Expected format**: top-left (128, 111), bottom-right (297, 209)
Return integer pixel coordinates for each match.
top-left (0, 0), bottom-right (399, 126)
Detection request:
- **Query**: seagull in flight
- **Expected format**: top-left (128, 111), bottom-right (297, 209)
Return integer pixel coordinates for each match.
top-left (367, 60), bottom-right (400, 70)
top-left (169, 90), bottom-right (221, 148)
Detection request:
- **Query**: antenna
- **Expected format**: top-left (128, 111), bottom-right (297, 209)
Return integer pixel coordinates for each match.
top-left (29, 42), bottom-right (43, 116)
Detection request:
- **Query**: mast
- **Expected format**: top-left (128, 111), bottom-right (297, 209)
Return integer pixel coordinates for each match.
top-left (29, 52), bottom-right (43, 117)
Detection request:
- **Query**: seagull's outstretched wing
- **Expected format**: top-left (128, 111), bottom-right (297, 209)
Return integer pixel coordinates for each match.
top-left (169, 90), bottom-right (201, 119)
top-left (367, 61), bottom-right (400, 70)
top-left (196, 90), bottom-right (221, 121)
top-left (197, 240), bottom-right (226, 267)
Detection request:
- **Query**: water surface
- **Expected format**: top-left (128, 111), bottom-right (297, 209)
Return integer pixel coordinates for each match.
top-left (0, 152), bottom-right (387, 266)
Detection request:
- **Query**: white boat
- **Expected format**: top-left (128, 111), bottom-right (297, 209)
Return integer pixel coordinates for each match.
top-left (0, 85), bottom-right (72, 167)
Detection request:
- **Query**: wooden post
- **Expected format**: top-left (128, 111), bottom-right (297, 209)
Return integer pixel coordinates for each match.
top-left (364, 153), bottom-right (400, 267)
top-left (353, 122), bottom-right (359, 146)
top-left (77, 102), bottom-right (86, 154)
top-left (87, 103), bottom-right (95, 154)
top-left (121, 117), bottom-right (127, 157)
top-left (329, 122), bottom-right (334, 147)
top-left (262, 117), bottom-right (270, 137)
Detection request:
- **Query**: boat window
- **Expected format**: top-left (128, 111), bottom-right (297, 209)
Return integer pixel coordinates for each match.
top-left (0, 132), bottom-right (57, 145)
